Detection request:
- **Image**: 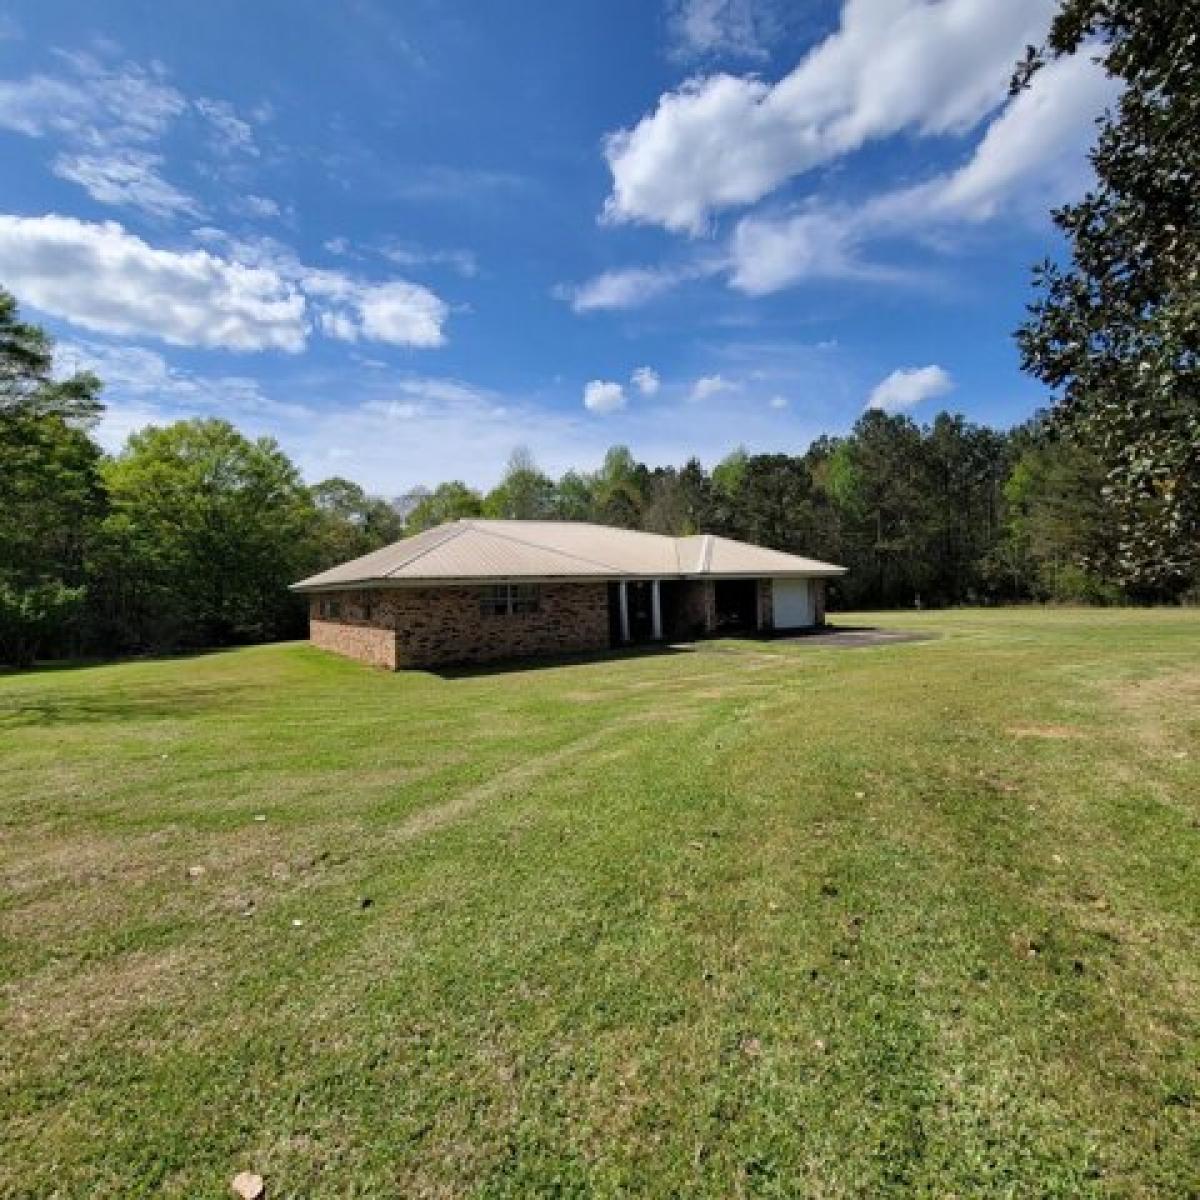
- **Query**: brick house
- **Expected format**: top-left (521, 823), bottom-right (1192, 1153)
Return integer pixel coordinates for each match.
top-left (291, 519), bottom-right (845, 670)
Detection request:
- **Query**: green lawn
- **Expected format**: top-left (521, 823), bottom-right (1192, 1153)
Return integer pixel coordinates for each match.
top-left (2, 609), bottom-right (1198, 1198)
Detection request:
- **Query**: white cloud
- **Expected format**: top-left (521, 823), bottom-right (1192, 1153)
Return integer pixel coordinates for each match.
top-left (382, 242), bottom-right (479, 278)
top-left (233, 194), bottom-right (282, 218)
top-left (728, 51), bottom-right (1117, 294)
top-left (690, 373), bottom-right (737, 401)
top-left (0, 213), bottom-right (451, 352)
top-left (604, 0), bottom-right (1055, 233)
top-left (631, 366), bottom-right (661, 396)
top-left (52, 150), bottom-right (201, 218)
top-left (0, 214), bottom-right (306, 351)
top-left (0, 52), bottom-right (271, 216)
top-left (768, 394), bottom-right (788, 409)
top-left (194, 97), bottom-right (258, 156)
top-left (729, 207), bottom-right (892, 294)
top-left (867, 365), bottom-right (953, 413)
top-left (339, 281), bottom-right (448, 348)
top-left (57, 338), bottom-right (310, 425)
top-left (583, 379), bottom-right (627, 414)
top-left (0, 52), bottom-right (186, 145)
top-left (564, 265), bottom-right (687, 313)
top-left (666, 0), bottom-right (779, 62)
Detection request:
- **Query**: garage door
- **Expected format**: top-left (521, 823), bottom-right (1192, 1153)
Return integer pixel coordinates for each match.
top-left (773, 579), bottom-right (814, 629)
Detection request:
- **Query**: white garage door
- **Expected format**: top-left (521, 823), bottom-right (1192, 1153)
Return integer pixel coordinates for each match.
top-left (773, 579), bottom-right (814, 629)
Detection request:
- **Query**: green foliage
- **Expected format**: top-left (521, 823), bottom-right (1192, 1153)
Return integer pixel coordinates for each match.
top-left (0, 288), bottom-right (105, 665)
top-left (406, 480), bottom-right (484, 532)
top-left (592, 444), bottom-right (646, 528)
top-left (0, 580), bottom-right (85, 668)
top-left (1016, 0), bottom-right (1200, 595)
top-left (483, 446), bottom-right (557, 519)
top-left (308, 476), bottom-right (405, 564)
top-left (98, 419), bottom-right (316, 648)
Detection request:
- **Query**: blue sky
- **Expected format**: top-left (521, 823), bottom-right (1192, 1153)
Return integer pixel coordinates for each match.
top-left (0, 1), bottom-right (1116, 493)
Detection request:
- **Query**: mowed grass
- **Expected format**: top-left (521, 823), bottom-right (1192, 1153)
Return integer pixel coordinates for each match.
top-left (2, 610), bottom-right (1198, 1198)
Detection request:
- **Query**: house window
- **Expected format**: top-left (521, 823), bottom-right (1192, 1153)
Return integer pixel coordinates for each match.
top-left (480, 584), bottom-right (540, 616)
top-left (361, 596), bottom-right (374, 622)
top-left (320, 597), bottom-right (342, 619)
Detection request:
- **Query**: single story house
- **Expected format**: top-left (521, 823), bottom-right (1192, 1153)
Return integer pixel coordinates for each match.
top-left (291, 519), bottom-right (846, 670)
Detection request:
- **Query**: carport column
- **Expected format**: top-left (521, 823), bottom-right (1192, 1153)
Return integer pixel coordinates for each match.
top-left (619, 579), bottom-right (631, 643)
top-left (651, 579), bottom-right (662, 640)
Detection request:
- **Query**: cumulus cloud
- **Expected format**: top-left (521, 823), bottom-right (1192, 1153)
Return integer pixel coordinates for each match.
top-left (728, 52), bottom-right (1117, 294)
top-left (52, 150), bottom-right (201, 218)
top-left (328, 281), bottom-right (448, 349)
top-left (583, 379), bottom-right (627, 414)
top-left (867, 365), bottom-right (953, 413)
top-left (631, 366), bottom-right (661, 396)
top-left (604, 0), bottom-right (1055, 233)
top-left (0, 213), bottom-right (450, 351)
top-left (690, 374), bottom-right (737, 401)
top-left (0, 214), bottom-right (306, 351)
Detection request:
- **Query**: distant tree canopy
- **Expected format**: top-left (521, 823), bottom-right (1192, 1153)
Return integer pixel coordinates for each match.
top-left (1015, 0), bottom-right (1200, 596)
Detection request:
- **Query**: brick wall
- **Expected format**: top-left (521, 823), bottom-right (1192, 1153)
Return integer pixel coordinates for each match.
top-left (813, 578), bottom-right (827, 626)
top-left (310, 618), bottom-right (398, 669)
top-left (308, 582), bottom-right (610, 670)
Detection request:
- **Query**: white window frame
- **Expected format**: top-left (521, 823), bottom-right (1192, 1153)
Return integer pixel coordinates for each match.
top-left (481, 583), bottom-right (540, 617)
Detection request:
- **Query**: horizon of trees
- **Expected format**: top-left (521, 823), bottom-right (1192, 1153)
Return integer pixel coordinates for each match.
top-left (3, 285), bottom-right (1195, 668)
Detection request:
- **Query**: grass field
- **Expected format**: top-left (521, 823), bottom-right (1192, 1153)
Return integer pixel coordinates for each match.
top-left (2, 609), bottom-right (1198, 1198)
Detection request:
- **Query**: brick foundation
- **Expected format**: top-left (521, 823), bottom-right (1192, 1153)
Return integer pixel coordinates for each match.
top-left (308, 582), bottom-right (610, 670)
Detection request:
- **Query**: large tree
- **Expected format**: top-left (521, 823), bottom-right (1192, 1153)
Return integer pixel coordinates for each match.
top-left (99, 419), bottom-right (316, 647)
top-left (1015, 0), bottom-right (1200, 595)
top-left (0, 289), bottom-right (105, 666)
top-left (406, 480), bottom-right (484, 531)
top-left (308, 476), bottom-right (405, 564)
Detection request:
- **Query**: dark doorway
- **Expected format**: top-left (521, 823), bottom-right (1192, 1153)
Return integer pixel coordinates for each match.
top-left (626, 580), bottom-right (656, 641)
top-left (714, 579), bottom-right (757, 633)
top-left (607, 581), bottom-right (663, 646)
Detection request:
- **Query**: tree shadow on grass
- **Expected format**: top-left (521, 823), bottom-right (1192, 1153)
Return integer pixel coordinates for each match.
top-left (426, 642), bottom-right (697, 680)
top-left (0, 681), bottom-right (255, 729)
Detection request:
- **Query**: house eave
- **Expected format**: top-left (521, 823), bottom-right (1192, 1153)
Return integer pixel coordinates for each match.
top-left (291, 568), bottom-right (846, 593)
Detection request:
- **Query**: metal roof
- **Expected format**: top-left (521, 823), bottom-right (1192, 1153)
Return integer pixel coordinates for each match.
top-left (291, 520), bottom-right (846, 590)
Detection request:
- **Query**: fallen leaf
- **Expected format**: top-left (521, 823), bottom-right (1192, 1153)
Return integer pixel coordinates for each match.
top-left (231, 1171), bottom-right (264, 1200)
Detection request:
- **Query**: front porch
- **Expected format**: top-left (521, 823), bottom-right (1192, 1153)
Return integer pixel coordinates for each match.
top-left (605, 577), bottom-right (794, 646)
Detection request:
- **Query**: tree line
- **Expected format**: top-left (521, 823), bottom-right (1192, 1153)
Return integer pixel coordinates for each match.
top-left (2, 284), bottom-right (1193, 668)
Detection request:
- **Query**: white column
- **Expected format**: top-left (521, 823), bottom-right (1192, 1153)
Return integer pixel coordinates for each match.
top-left (651, 579), bottom-right (662, 640)
top-left (619, 580), bottom-right (630, 643)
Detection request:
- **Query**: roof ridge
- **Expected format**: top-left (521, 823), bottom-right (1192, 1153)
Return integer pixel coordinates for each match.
top-left (471, 522), bottom-right (630, 574)
top-left (382, 522), bottom-right (471, 577)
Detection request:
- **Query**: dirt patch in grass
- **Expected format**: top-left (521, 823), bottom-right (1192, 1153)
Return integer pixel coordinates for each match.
top-left (1107, 667), bottom-right (1200, 745)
